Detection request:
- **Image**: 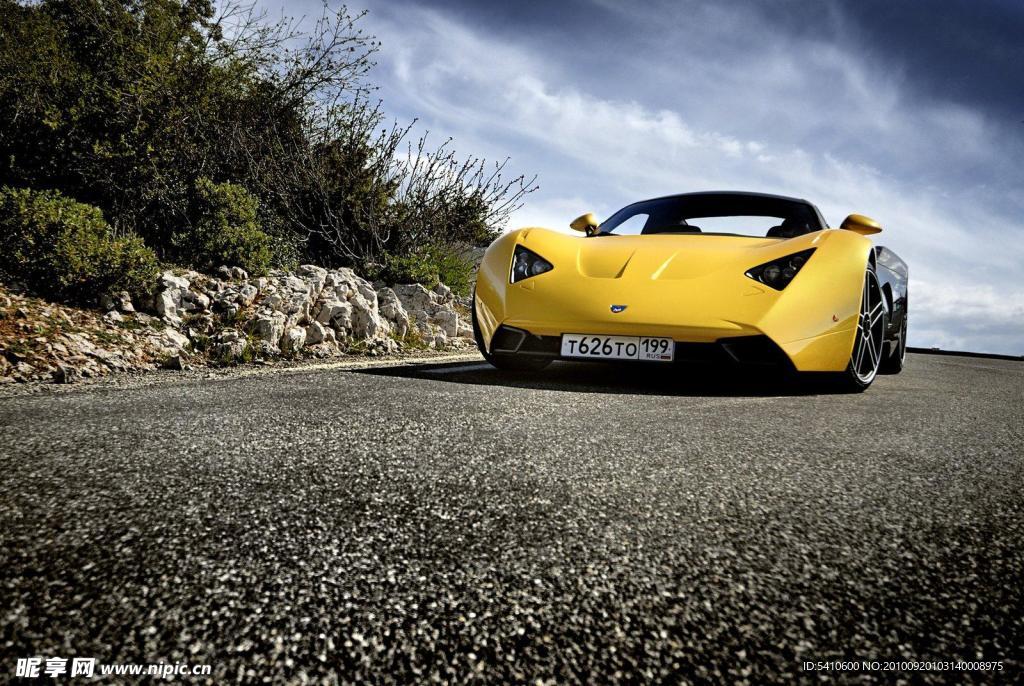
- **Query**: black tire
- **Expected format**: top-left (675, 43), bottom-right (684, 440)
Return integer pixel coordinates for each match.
top-left (879, 312), bottom-right (908, 375)
top-left (471, 288), bottom-right (552, 372)
top-left (824, 266), bottom-right (887, 392)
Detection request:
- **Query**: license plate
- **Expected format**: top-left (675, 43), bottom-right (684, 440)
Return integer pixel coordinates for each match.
top-left (560, 334), bottom-right (675, 362)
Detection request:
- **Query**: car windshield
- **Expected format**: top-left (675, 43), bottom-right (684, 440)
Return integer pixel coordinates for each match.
top-left (599, 193), bottom-right (826, 239)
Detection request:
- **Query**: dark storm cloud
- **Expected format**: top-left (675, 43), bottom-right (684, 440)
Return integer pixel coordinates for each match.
top-left (413, 0), bottom-right (1024, 123)
top-left (834, 0), bottom-right (1024, 123)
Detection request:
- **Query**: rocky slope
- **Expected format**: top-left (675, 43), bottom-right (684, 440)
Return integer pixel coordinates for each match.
top-left (0, 265), bottom-right (475, 384)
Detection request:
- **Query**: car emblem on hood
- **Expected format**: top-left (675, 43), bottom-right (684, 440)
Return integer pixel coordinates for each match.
top-left (610, 304), bottom-right (627, 313)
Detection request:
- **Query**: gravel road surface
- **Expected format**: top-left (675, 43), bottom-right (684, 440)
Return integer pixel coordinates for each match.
top-left (1, 353), bottom-right (1021, 683)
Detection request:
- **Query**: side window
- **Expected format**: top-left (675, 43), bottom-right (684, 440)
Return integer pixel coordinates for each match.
top-left (609, 213), bottom-right (648, 235)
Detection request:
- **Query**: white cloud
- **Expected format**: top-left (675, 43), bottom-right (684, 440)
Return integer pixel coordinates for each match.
top-left (911, 280), bottom-right (1024, 352)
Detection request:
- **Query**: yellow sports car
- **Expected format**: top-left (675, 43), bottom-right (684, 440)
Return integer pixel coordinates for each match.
top-left (472, 191), bottom-right (908, 391)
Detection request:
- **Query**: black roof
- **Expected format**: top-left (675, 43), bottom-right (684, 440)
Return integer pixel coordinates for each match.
top-left (640, 190), bottom-right (814, 206)
top-left (618, 190), bottom-right (828, 229)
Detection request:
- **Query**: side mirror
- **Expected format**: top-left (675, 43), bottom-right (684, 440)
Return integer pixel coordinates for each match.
top-left (840, 213), bottom-right (882, 235)
top-left (570, 212), bottom-right (600, 236)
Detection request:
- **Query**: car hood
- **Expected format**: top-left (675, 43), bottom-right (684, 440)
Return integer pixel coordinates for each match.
top-left (519, 229), bottom-right (818, 281)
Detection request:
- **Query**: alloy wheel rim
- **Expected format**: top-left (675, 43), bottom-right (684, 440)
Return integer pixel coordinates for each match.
top-left (851, 270), bottom-right (885, 383)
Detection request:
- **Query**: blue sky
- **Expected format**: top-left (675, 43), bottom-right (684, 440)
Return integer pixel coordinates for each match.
top-left (263, 0), bottom-right (1023, 354)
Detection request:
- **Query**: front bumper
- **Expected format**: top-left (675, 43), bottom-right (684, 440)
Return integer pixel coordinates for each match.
top-left (489, 325), bottom-right (795, 369)
top-left (478, 292), bottom-right (857, 372)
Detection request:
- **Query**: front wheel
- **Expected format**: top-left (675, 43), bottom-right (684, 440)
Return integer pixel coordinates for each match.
top-left (471, 288), bottom-right (552, 372)
top-left (825, 267), bottom-right (887, 392)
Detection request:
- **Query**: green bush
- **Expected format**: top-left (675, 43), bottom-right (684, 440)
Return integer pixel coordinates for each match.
top-left (0, 186), bottom-right (158, 303)
top-left (173, 178), bottom-right (273, 275)
top-left (1, 1), bottom-right (533, 286)
top-left (380, 247), bottom-right (476, 296)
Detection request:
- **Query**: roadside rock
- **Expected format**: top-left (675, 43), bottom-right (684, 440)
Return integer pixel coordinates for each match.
top-left (350, 294), bottom-right (387, 340)
top-left (262, 293), bottom-right (284, 311)
top-left (253, 340), bottom-right (279, 358)
top-left (304, 321), bottom-right (333, 345)
top-left (187, 312), bottom-right (216, 337)
top-left (209, 328), bottom-right (247, 362)
top-left (315, 300), bottom-right (352, 332)
top-left (14, 361), bottom-right (36, 380)
top-left (2, 260), bottom-right (475, 384)
top-left (154, 289), bottom-right (181, 324)
top-left (100, 291), bottom-right (135, 313)
top-left (180, 289), bottom-right (210, 313)
top-left (161, 353), bottom-right (188, 370)
top-left (154, 270), bottom-right (194, 325)
top-left (433, 282), bottom-right (453, 302)
top-left (117, 291), bottom-right (135, 313)
top-left (52, 363), bottom-right (81, 384)
top-left (432, 309), bottom-right (459, 338)
top-left (249, 311), bottom-right (286, 347)
top-left (217, 265), bottom-right (249, 281)
top-left (281, 326), bottom-right (306, 353)
top-left (159, 271), bottom-right (190, 291)
top-left (298, 264), bottom-right (328, 296)
top-left (393, 283), bottom-right (438, 315)
top-left (163, 328), bottom-right (191, 349)
top-left (237, 284), bottom-right (259, 307)
top-left (365, 337), bottom-right (400, 356)
top-left (377, 288), bottom-right (410, 337)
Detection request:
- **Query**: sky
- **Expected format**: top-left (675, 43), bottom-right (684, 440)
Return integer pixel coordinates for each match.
top-left (261, 0), bottom-right (1023, 355)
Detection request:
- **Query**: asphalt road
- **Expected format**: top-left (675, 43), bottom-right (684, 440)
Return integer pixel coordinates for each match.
top-left (1, 353), bottom-right (1022, 684)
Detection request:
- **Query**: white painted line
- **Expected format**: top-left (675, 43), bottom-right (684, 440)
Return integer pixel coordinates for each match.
top-left (202, 352), bottom-right (485, 382)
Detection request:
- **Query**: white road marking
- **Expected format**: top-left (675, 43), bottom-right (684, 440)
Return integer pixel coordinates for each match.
top-left (200, 352), bottom-right (484, 381)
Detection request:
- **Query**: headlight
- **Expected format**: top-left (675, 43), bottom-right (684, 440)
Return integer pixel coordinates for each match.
top-left (510, 245), bottom-right (553, 283)
top-left (745, 249), bottom-right (815, 290)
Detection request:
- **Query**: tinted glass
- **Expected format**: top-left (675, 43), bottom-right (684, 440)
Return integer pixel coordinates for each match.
top-left (600, 194), bottom-right (825, 238)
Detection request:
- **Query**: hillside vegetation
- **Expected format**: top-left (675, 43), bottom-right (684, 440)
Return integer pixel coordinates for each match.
top-left (0, 0), bottom-right (535, 300)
